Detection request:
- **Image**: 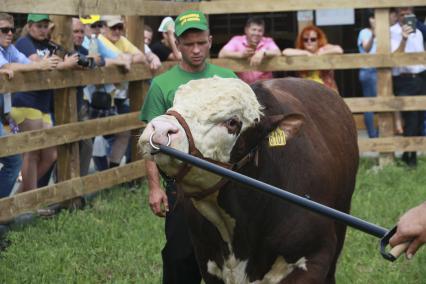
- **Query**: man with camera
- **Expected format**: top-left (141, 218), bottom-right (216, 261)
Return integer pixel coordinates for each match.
top-left (391, 7), bottom-right (426, 168)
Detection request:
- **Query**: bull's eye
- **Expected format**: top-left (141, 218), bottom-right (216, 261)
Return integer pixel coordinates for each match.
top-left (224, 117), bottom-right (242, 135)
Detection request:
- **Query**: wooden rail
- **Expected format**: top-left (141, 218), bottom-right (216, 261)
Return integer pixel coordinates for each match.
top-left (0, 113), bottom-right (144, 157)
top-left (1, 53), bottom-right (426, 93)
top-left (1, 0), bottom-right (425, 16)
top-left (0, 160), bottom-right (146, 223)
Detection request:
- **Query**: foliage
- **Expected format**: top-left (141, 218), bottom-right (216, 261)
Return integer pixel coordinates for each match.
top-left (0, 159), bottom-right (425, 283)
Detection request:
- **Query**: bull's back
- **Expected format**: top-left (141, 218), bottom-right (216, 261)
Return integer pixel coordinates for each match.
top-left (254, 78), bottom-right (358, 208)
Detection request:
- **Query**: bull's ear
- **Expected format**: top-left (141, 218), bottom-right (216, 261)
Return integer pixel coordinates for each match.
top-left (277, 113), bottom-right (305, 140)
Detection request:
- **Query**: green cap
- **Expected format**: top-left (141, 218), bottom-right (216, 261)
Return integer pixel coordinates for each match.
top-left (27, 14), bottom-right (50, 23)
top-left (174, 10), bottom-right (208, 37)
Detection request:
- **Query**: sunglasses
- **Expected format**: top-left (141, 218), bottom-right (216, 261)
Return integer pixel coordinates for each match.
top-left (90, 22), bottom-right (104, 29)
top-left (0, 27), bottom-right (15, 34)
top-left (110, 24), bottom-right (124, 31)
top-left (303, 37), bottom-right (317, 43)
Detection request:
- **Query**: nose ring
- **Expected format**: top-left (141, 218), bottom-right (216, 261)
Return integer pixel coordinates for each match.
top-left (149, 132), bottom-right (171, 150)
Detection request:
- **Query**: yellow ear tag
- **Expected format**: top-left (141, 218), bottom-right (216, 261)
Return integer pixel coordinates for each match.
top-left (268, 128), bottom-right (286, 147)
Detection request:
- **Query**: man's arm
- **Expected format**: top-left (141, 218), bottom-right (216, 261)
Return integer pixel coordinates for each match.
top-left (4, 54), bottom-right (59, 72)
top-left (249, 39), bottom-right (281, 66)
top-left (218, 37), bottom-right (255, 59)
top-left (394, 25), bottom-right (412, 53)
top-left (145, 159), bottom-right (169, 217)
top-left (140, 82), bottom-right (169, 217)
top-left (390, 201), bottom-right (426, 259)
top-left (164, 29), bottom-right (181, 61)
top-left (218, 47), bottom-right (254, 59)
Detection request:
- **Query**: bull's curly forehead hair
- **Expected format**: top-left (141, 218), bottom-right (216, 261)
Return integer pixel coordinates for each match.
top-left (171, 77), bottom-right (262, 127)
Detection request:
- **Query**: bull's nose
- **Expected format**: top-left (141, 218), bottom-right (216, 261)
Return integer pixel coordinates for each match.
top-left (150, 120), bottom-right (179, 147)
top-left (149, 132), bottom-right (171, 150)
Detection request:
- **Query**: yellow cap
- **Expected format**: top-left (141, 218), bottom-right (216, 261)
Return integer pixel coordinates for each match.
top-left (79, 15), bottom-right (101, 25)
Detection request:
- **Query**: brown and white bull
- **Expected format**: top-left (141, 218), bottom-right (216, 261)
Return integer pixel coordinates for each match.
top-left (139, 77), bottom-right (359, 283)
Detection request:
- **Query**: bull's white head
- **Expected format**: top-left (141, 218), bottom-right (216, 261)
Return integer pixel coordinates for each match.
top-left (139, 77), bottom-right (262, 190)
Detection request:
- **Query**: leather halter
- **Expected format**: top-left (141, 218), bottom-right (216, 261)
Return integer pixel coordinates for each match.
top-left (165, 110), bottom-right (256, 200)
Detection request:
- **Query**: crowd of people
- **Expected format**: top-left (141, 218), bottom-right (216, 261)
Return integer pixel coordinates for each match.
top-left (0, 5), bottom-right (426, 267)
top-left (1, 8), bottom-right (424, 196)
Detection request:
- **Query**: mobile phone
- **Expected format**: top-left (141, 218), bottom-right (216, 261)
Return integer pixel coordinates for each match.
top-left (403, 14), bottom-right (417, 33)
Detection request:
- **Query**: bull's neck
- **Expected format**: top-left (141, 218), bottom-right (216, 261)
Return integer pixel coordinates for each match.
top-left (191, 192), bottom-right (235, 248)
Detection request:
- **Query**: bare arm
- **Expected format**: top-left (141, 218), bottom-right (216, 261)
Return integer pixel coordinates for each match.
top-left (219, 48), bottom-right (246, 59)
top-left (282, 48), bottom-right (313, 56)
top-left (145, 159), bottom-right (169, 217)
top-left (105, 56), bottom-right (132, 71)
top-left (131, 52), bottom-right (147, 64)
top-left (316, 44), bottom-right (343, 55)
top-left (164, 30), bottom-right (181, 61)
top-left (56, 53), bottom-right (79, 70)
top-left (249, 48), bottom-right (281, 67)
top-left (264, 48), bottom-right (281, 57)
top-left (4, 54), bottom-right (59, 71)
top-left (146, 51), bottom-right (162, 71)
top-left (0, 68), bottom-right (13, 79)
top-left (394, 25), bottom-right (412, 53)
top-left (361, 29), bottom-right (375, 53)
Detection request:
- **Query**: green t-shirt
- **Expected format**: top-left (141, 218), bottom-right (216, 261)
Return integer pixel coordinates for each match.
top-left (140, 63), bottom-right (237, 122)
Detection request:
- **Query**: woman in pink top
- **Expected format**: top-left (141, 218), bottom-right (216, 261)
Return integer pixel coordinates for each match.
top-left (218, 16), bottom-right (281, 84)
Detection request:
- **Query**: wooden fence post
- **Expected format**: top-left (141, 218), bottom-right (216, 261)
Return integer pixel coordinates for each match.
top-left (126, 16), bottom-right (148, 165)
top-left (375, 9), bottom-right (395, 166)
top-left (50, 16), bottom-right (80, 181)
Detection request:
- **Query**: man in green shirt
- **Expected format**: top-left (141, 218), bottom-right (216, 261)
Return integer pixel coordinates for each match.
top-left (140, 10), bottom-right (236, 284)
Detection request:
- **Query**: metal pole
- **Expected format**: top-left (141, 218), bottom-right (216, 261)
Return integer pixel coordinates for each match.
top-left (157, 145), bottom-right (389, 238)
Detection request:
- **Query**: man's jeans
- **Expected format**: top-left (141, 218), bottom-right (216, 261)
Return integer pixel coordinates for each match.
top-left (359, 68), bottom-right (378, 138)
top-left (0, 123), bottom-right (22, 198)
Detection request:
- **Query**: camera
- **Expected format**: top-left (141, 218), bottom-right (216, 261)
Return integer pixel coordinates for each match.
top-left (403, 14), bottom-right (417, 34)
top-left (66, 51), bottom-right (95, 68)
top-left (76, 53), bottom-right (95, 69)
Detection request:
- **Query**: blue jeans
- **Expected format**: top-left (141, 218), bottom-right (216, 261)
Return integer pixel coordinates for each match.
top-left (0, 123), bottom-right (22, 198)
top-left (359, 68), bottom-right (378, 138)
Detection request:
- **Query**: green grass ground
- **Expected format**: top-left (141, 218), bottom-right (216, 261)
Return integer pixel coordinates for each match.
top-left (0, 158), bottom-right (425, 283)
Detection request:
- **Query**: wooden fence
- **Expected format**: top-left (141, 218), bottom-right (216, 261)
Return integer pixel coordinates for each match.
top-left (1, 0), bottom-right (426, 222)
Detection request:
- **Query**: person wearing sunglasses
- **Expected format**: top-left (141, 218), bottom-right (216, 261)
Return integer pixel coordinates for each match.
top-left (282, 25), bottom-right (343, 93)
top-left (0, 13), bottom-right (60, 197)
top-left (9, 14), bottom-right (81, 193)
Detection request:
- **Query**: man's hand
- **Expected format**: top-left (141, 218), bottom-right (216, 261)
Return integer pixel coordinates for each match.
top-left (402, 24), bottom-right (414, 40)
top-left (249, 50), bottom-right (265, 67)
top-left (62, 53), bottom-right (79, 68)
top-left (0, 69), bottom-right (14, 79)
top-left (149, 55), bottom-right (162, 72)
top-left (241, 46), bottom-right (256, 58)
top-left (389, 202), bottom-right (426, 259)
top-left (149, 185), bottom-right (169, 217)
top-left (37, 54), bottom-right (60, 70)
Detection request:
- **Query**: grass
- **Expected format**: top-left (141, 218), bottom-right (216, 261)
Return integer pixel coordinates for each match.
top-left (0, 158), bottom-right (425, 283)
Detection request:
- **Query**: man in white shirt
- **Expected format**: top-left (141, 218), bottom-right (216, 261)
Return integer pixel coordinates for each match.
top-left (391, 7), bottom-right (426, 167)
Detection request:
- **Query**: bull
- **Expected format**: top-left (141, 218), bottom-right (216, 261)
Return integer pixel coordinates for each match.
top-left (139, 77), bottom-right (359, 283)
